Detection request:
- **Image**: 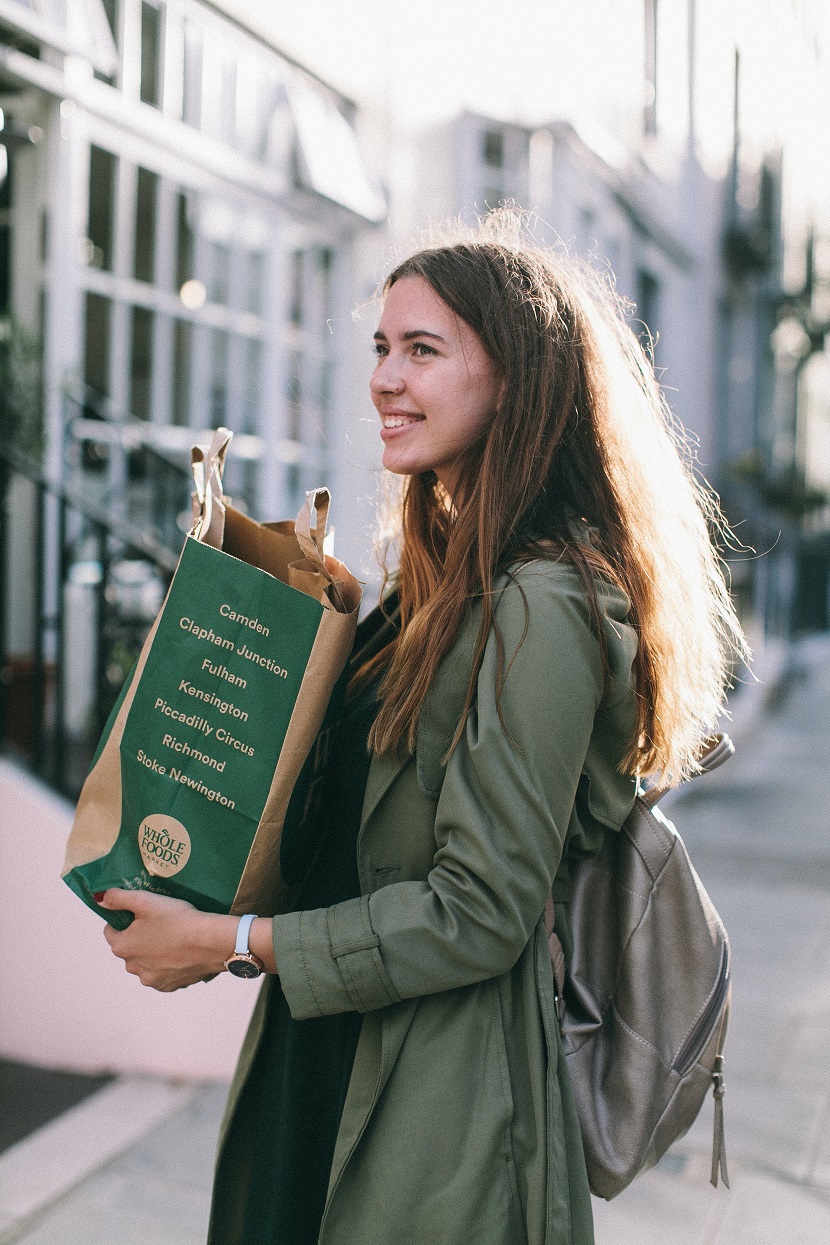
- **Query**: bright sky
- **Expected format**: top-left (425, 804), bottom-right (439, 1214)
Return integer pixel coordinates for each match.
top-left (224, 0), bottom-right (830, 185)
top-left (226, 0), bottom-right (614, 127)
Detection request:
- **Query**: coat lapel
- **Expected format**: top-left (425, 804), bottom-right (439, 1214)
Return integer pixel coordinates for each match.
top-left (360, 746), bottom-right (410, 830)
top-left (360, 601), bottom-right (480, 829)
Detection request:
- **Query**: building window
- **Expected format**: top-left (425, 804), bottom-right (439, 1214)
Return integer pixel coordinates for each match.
top-left (320, 358), bottom-right (332, 411)
top-left (140, 1), bottom-right (162, 107)
top-left (101, 0), bottom-right (119, 40)
top-left (480, 130), bottom-right (505, 206)
top-left (172, 318), bottom-right (191, 425)
top-left (243, 248), bottom-right (264, 316)
top-left (317, 246), bottom-right (332, 316)
top-left (133, 167), bottom-right (157, 282)
top-left (91, 0), bottom-right (119, 83)
top-left (84, 292), bottom-right (111, 399)
top-left (208, 241), bottom-right (230, 306)
top-left (289, 250), bottom-right (304, 325)
top-left (176, 192), bottom-right (194, 291)
top-left (286, 353), bottom-right (302, 441)
top-left (86, 146), bottom-right (117, 271)
top-left (210, 328), bottom-right (229, 425)
top-left (0, 150), bottom-right (12, 316)
top-left (242, 337), bottom-right (261, 432)
top-left (482, 129), bottom-right (504, 168)
top-left (0, 223), bottom-right (9, 316)
top-left (286, 463), bottom-right (301, 510)
top-left (636, 268), bottom-right (660, 357)
top-left (130, 305), bottom-right (153, 420)
top-left (182, 22), bottom-right (203, 127)
top-left (643, 0), bottom-right (658, 137)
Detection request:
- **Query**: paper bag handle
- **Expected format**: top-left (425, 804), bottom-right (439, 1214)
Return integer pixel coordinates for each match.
top-left (295, 488), bottom-right (346, 612)
top-left (191, 427), bottom-right (233, 548)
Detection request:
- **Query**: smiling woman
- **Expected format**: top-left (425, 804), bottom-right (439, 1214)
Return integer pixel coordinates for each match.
top-left (371, 276), bottom-right (503, 490)
top-left (99, 209), bottom-right (747, 1245)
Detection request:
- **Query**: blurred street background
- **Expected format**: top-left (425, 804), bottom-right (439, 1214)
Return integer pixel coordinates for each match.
top-left (1, 2), bottom-right (829, 1242)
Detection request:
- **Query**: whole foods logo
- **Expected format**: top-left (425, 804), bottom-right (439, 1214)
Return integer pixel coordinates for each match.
top-left (138, 814), bottom-right (191, 877)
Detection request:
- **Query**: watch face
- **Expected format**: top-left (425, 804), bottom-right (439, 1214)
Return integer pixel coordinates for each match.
top-left (226, 956), bottom-right (262, 979)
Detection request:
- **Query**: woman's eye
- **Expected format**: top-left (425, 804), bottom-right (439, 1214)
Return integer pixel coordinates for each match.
top-left (412, 342), bottom-right (436, 357)
top-left (373, 342), bottom-right (389, 358)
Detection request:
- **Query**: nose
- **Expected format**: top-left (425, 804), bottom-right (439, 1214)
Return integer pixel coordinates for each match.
top-left (370, 353), bottom-right (404, 397)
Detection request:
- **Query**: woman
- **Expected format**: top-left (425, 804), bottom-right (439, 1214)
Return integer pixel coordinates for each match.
top-left (99, 212), bottom-right (746, 1245)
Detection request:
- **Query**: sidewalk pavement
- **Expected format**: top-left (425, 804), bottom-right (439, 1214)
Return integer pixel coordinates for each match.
top-left (2, 634), bottom-right (828, 1245)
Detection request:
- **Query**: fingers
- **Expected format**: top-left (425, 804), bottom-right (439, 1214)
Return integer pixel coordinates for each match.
top-left (122, 963), bottom-right (188, 991)
top-left (102, 918), bottom-right (130, 957)
top-left (99, 889), bottom-right (157, 962)
top-left (97, 888), bottom-right (223, 992)
top-left (105, 888), bottom-right (195, 914)
top-left (101, 930), bottom-right (200, 990)
top-left (129, 968), bottom-right (185, 992)
top-left (97, 888), bottom-right (149, 916)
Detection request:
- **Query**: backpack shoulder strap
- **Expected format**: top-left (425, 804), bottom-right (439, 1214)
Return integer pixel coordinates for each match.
top-left (639, 733), bottom-right (735, 809)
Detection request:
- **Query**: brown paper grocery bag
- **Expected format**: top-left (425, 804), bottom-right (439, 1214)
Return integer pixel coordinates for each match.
top-left (62, 428), bottom-right (362, 927)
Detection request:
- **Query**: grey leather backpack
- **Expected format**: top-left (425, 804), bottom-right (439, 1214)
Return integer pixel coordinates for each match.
top-left (546, 734), bottom-right (733, 1200)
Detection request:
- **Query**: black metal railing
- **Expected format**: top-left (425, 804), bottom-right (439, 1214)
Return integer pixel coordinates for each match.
top-left (0, 444), bottom-right (178, 800)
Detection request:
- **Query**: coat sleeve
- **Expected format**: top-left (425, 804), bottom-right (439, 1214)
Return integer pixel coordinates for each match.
top-left (271, 567), bottom-right (625, 1019)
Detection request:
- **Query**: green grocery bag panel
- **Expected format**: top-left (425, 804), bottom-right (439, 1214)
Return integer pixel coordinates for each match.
top-left (62, 428), bottom-right (361, 927)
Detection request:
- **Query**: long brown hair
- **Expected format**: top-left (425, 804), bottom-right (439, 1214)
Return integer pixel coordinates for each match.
top-left (358, 212), bottom-right (747, 784)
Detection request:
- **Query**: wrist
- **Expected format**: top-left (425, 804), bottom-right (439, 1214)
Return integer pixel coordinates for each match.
top-left (219, 913), bottom-right (276, 978)
top-left (248, 916), bottom-right (277, 975)
top-left (196, 912), bottom-right (238, 973)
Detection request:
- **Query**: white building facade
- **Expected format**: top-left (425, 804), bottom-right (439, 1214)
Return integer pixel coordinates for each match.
top-left (0, 0), bottom-right (394, 823)
top-left (0, 0), bottom-right (384, 529)
top-left (437, 0), bottom-right (830, 635)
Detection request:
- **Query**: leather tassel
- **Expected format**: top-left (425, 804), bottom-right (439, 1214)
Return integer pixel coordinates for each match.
top-left (710, 1055), bottom-right (730, 1188)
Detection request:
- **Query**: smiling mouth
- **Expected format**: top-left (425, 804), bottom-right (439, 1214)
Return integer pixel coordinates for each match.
top-left (381, 413), bottom-right (424, 428)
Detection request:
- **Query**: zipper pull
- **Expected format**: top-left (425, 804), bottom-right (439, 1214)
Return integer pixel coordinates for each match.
top-left (710, 1054), bottom-right (730, 1188)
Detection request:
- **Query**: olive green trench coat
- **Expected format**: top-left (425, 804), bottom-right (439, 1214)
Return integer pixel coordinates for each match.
top-left (210, 561), bottom-right (638, 1245)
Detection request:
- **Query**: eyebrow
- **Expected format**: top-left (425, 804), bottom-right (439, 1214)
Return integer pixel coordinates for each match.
top-left (373, 329), bottom-right (447, 343)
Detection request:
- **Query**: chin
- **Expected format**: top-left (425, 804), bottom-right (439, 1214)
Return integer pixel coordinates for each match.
top-left (382, 452), bottom-right (422, 477)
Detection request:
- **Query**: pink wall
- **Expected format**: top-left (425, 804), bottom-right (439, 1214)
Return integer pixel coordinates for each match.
top-left (0, 759), bottom-right (259, 1079)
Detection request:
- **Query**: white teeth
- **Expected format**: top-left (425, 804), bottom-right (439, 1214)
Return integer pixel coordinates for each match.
top-left (384, 417), bottom-right (409, 428)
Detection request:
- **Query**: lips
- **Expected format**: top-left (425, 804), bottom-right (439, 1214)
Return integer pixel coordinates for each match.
top-left (379, 411), bottom-right (425, 439)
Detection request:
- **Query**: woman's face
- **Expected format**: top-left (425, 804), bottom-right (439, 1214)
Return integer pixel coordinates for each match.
top-left (370, 275), bottom-right (502, 495)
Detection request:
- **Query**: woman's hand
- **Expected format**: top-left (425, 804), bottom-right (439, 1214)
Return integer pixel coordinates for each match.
top-left (99, 889), bottom-right (237, 992)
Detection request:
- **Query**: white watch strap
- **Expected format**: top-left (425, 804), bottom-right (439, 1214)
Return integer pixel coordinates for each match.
top-left (234, 913), bottom-right (257, 956)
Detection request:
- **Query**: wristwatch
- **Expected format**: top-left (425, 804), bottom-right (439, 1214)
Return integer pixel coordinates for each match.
top-left (224, 914), bottom-right (264, 979)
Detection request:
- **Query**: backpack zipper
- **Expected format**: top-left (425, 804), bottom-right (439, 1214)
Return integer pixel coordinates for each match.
top-left (673, 940), bottom-right (732, 1189)
top-left (673, 939), bottom-right (731, 1077)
